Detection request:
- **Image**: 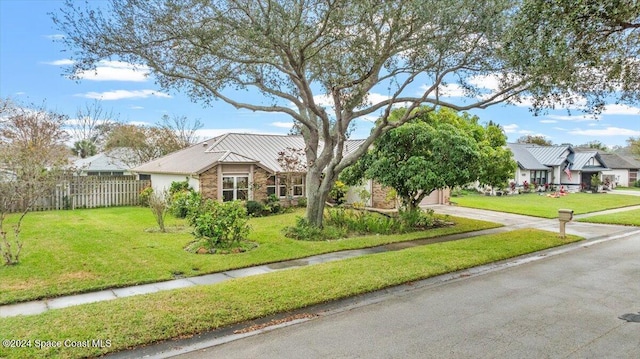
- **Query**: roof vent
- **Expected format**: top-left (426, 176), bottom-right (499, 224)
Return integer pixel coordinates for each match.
top-left (202, 142), bottom-right (208, 148)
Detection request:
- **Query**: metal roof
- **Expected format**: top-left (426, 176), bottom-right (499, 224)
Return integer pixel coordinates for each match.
top-left (506, 143), bottom-right (549, 170)
top-left (133, 142), bottom-right (226, 174)
top-left (572, 151), bottom-right (608, 171)
top-left (525, 145), bottom-right (573, 166)
top-left (134, 133), bottom-right (368, 174)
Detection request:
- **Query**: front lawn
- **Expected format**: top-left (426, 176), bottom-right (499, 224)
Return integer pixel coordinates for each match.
top-left (0, 228), bottom-right (581, 359)
top-left (452, 192), bottom-right (640, 218)
top-left (0, 206), bottom-right (500, 305)
top-left (577, 209), bottom-right (640, 226)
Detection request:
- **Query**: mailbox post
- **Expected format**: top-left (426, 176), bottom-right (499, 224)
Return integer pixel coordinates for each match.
top-left (558, 209), bottom-right (573, 238)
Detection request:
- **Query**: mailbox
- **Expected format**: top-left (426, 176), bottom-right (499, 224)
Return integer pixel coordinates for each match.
top-left (558, 209), bottom-right (573, 222)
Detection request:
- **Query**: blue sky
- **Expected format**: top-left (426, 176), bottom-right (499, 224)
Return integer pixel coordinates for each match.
top-left (1, 0), bottom-right (639, 147)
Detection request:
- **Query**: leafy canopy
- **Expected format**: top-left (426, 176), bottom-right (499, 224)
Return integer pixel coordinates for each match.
top-left (53, 0), bottom-right (640, 226)
top-left (342, 108), bottom-right (515, 210)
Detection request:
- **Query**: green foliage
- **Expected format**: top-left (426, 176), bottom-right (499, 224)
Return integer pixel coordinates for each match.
top-left (354, 108), bottom-right (489, 210)
top-left (263, 194), bottom-right (283, 215)
top-left (187, 200), bottom-right (251, 249)
top-left (634, 180), bottom-right (640, 188)
top-left (329, 180), bottom-right (348, 205)
top-left (282, 216), bottom-right (346, 241)
top-left (170, 190), bottom-right (201, 218)
top-left (286, 207), bottom-right (448, 240)
top-left (324, 208), bottom-right (401, 235)
top-left (245, 200), bottom-right (265, 216)
top-left (169, 178), bottom-right (191, 196)
top-left (138, 187), bottom-right (153, 207)
top-left (297, 197), bottom-right (307, 208)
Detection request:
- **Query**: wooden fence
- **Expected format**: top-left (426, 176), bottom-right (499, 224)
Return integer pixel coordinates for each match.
top-left (29, 176), bottom-right (150, 211)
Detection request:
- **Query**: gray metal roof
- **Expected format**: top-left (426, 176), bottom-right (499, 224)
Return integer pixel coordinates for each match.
top-left (572, 151), bottom-right (608, 171)
top-left (133, 142), bottom-right (226, 174)
top-left (134, 133), bottom-right (368, 174)
top-left (525, 145), bottom-right (573, 166)
top-left (506, 143), bottom-right (549, 170)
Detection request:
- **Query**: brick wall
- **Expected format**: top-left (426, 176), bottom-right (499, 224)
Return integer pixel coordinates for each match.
top-left (371, 181), bottom-right (396, 209)
top-left (199, 166), bottom-right (218, 200)
top-left (252, 167), bottom-right (270, 202)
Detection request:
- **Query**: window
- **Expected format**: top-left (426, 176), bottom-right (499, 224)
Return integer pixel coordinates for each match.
top-left (266, 176), bottom-right (276, 196)
top-left (630, 170), bottom-right (638, 184)
top-left (531, 170), bottom-right (548, 185)
top-left (278, 176), bottom-right (288, 197)
top-left (222, 176), bottom-right (249, 201)
top-left (292, 175), bottom-right (304, 196)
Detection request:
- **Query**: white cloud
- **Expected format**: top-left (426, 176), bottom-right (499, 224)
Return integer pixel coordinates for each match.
top-left (75, 61), bottom-right (150, 82)
top-left (130, 106), bottom-right (144, 110)
top-left (545, 114), bottom-right (598, 122)
top-left (433, 83), bottom-right (466, 98)
top-left (270, 121), bottom-right (294, 128)
top-left (503, 124), bottom-right (519, 133)
top-left (539, 120), bottom-right (557, 124)
top-left (468, 74), bottom-right (501, 91)
top-left (43, 59), bottom-right (75, 66)
top-left (601, 104), bottom-right (640, 115)
top-left (45, 34), bottom-right (65, 40)
top-left (568, 127), bottom-right (640, 136)
top-left (76, 89), bottom-right (171, 100)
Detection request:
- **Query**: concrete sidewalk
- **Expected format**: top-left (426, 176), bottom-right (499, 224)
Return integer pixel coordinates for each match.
top-left (2, 205), bottom-right (639, 318)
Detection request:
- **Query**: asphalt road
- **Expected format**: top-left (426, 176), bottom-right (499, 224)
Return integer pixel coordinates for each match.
top-left (173, 234), bottom-right (640, 359)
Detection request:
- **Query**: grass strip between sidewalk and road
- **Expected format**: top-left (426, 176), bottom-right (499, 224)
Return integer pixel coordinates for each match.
top-left (0, 228), bottom-right (582, 359)
top-left (577, 209), bottom-right (640, 226)
top-left (452, 192), bottom-right (640, 218)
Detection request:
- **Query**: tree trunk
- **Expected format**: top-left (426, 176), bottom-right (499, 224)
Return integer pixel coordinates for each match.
top-left (305, 166), bottom-right (333, 228)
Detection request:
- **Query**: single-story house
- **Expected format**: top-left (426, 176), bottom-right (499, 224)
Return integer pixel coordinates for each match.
top-left (507, 143), bottom-right (609, 191)
top-left (72, 148), bottom-right (133, 176)
top-left (586, 152), bottom-right (640, 187)
top-left (133, 133), bottom-right (449, 209)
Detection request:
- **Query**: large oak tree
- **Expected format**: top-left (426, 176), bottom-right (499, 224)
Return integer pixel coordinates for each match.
top-left (54, 0), bottom-right (640, 227)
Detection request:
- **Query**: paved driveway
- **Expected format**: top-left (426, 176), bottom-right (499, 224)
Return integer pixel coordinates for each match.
top-left (173, 234), bottom-right (640, 359)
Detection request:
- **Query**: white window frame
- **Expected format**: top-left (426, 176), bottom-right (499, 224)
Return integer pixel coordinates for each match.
top-left (222, 175), bottom-right (249, 201)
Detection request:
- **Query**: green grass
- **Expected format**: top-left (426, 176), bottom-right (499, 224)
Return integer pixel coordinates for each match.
top-left (614, 186), bottom-right (640, 191)
top-left (0, 228), bottom-right (581, 359)
top-left (0, 207), bottom-right (500, 305)
top-left (577, 209), bottom-right (640, 226)
top-left (452, 192), bottom-right (640, 218)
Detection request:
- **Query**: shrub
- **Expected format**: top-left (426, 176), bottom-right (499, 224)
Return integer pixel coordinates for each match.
top-left (139, 187), bottom-right (153, 207)
top-left (324, 207), bottom-right (401, 235)
top-left (188, 200), bottom-right (251, 249)
top-left (148, 190), bottom-right (169, 232)
top-left (297, 197), bottom-right (307, 208)
top-left (169, 178), bottom-right (191, 196)
top-left (634, 180), bottom-right (640, 188)
top-left (283, 217), bottom-right (345, 241)
top-left (398, 208), bottom-right (435, 230)
top-left (263, 194), bottom-right (282, 215)
top-left (246, 200), bottom-right (265, 216)
top-left (329, 180), bottom-right (348, 205)
top-left (170, 190), bottom-right (201, 218)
